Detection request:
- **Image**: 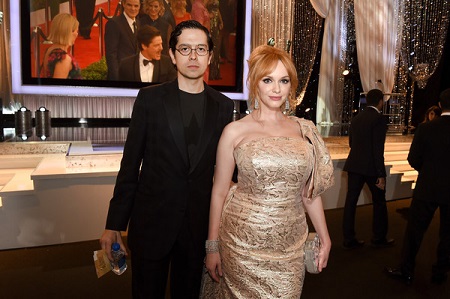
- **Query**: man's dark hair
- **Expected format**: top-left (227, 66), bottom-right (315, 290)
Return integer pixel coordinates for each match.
top-left (137, 25), bottom-right (161, 51)
top-left (439, 88), bottom-right (450, 110)
top-left (366, 89), bottom-right (384, 106)
top-left (168, 20), bottom-right (213, 54)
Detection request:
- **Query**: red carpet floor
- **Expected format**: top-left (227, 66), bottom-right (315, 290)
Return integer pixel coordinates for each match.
top-left (31, 0), bottom-right (236, 86)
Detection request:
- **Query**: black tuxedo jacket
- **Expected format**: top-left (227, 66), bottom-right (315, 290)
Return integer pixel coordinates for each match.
top-left (118, 53), bottom-right (177, 82)
top-left (408, 115), bottom-right (450, 204)
top-left (344, 106), bottom-right (387, 177)
top-left (105, 79), bottom-right (234, 259)
top-left (105, 14), bottom-right (139, 80)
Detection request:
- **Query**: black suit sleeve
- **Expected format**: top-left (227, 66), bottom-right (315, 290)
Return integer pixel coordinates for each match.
top-left (105, 19), bottom-right (121, 80)
top-left (119, 55), bottom-right (140, 82)
top-left (105, 90), bottom-right (149, 230)
top-left (373, 114), bottom-right (387, 177)
top-left (407, 124), bottom-right (424, 171)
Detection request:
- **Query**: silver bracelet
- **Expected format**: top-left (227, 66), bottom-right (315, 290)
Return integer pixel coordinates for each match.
top-left (205, 240), bottom-right (219, 253)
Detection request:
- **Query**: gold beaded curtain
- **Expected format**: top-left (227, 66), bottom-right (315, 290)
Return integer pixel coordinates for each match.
top-left (291, 0), bottom-right (323, 105)
top-left (251, 0), bottom-right (294, 55)
top-left (402, 0), bottom-right (450, 90)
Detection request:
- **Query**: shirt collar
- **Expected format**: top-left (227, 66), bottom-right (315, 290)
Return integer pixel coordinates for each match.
top-left (123, 13), bottom-right (136, 27)
top-left (139, 53), bottom-right (154, 67)
top-left (367, 105), bottom-right (381, 113)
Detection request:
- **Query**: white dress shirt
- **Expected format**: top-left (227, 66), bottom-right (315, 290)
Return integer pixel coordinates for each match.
top-left (139, 53), bottom-right (154, 82)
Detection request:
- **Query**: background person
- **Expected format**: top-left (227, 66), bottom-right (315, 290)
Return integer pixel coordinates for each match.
top-left (342, 89), bottom-right (394, 249)
top-left (119, 25), bottom-right (177, 82)
top-left (161, 0), bottom-right (176, 29)
top-left (42, 13), bottom-right (81, 79)
top-left (105, 0), bottom-right (141, 80)
top-left (422, 105), bottom-right (442, 123)
top-left (204, 45), bottom-right (333, 298)
top-left (170, 0), bottom-right (191, 25)
top-left (386, 88), bottom-right (450, 285)
top-left (219, 0), bottom-right (235, 64)
top-left (191, 0), bottom-right (210, 31)
top-left (74, 0), bottom-right (96, 39)
top-left (99, 20), bottom-right (234, 298)
top-left (139, 0), bottom-right (173, 55)
top-left (207, 0), bottom-right (222, 80)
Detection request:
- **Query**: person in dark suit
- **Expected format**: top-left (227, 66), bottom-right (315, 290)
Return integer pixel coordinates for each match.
top-left (119, 25), bottom-right (176, 82)
top-left (105, 0), bottom-right (141, 80)
top-left (342, 89), bottom-right (394, 249)
top-left (99, 20), bottom-right (234, 299)
top-left (74, 0), bottom-right (96, 39)
top-left (162, 0), bottom-right (176, 29)
top-left (386, 88), bottom-right (450, 285)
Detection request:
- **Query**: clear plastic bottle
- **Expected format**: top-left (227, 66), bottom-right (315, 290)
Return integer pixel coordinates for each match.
top-left (110, 242), bottom-right (127, 275)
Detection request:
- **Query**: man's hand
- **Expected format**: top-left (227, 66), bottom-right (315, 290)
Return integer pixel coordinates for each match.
top-left (375, 177), bottom-right (386, 190)
top-left (99, 230), bottom-right (127, 261)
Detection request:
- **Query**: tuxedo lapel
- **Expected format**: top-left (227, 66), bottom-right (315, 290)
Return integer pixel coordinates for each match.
top-left (189, 86), bottom-right (219, 173)
top-left (133, 55), bottom-right (141, 81)
top-left (153, 60), bottom-right (161, 82)
top-left (119, 14), bottom-right (138, 50)
top-left (163, 81), bottom-right (189, 166)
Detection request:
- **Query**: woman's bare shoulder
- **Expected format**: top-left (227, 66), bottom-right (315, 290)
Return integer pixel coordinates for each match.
top-left (221, 115), bottom-right (257, 146)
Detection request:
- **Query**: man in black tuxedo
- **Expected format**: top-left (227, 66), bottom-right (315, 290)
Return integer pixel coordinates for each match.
top-left (119, 25), bottom-right (177, 82)
top-left (100, 20), bottom-right (234, 298)
top-left (342, 89), bottom-right (394, 249)
top-left (386, 88), bottom-right (450, 285)
top-left (105, 0), bottom-right (141, 80)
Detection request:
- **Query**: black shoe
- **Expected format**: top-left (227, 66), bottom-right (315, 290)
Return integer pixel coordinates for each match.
top-left (385, 267), bottom-right (413, 285)
top-left (343, 239), bottom-right (365, 249)
top-left (371, 238), bottom-right (395, 248)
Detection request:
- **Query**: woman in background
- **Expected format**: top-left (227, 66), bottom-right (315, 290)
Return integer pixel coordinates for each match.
top-left (191, 0), bottom-right (210, 31)
top-left (170, 0), bottom-right (191, 25)
top-left (42, 13), bottom-right (81, 79)
top-left (204, 45), bottom-right (333, 298)
top-left (422, 105), bottom-right (442, 123)
top-left (140, 0), bottom-right (172, 55)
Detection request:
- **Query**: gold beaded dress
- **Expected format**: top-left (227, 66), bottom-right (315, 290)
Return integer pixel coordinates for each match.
top-left (201, 117), bottom-right (334, 298)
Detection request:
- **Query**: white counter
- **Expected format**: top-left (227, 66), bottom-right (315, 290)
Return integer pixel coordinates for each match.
top-left (0, 141), bottom-right (122, 250)
top-left (0, 137), bottom-right (414, 250)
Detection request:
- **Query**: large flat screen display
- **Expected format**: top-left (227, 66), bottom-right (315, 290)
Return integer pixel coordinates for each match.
top-left (11, 0), bottom-right (250, 99)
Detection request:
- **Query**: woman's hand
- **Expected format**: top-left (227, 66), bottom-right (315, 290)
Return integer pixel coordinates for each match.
top-left (317, 238), bottom-right (331, 272)
top-left (204, 252), bottom-right (223, 282)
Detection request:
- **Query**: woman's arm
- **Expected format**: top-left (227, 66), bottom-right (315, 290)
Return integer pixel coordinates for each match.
top-left (52, 54), bottom-right (72, 78)
top-left (205, 124), bottom-right (237, 282)
top-left (303, 196), bottom-right (331, 272)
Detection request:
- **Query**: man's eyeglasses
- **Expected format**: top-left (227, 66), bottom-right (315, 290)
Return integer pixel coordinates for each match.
top-left (176, 45), bottom-right (209, 56)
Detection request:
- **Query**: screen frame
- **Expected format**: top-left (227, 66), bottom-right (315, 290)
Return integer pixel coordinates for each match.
top-left (10, 0), bottom-right (251, 100)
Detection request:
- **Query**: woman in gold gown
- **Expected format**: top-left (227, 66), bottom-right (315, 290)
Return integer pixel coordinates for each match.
top-left (203, 45), bottom-right (334, 298)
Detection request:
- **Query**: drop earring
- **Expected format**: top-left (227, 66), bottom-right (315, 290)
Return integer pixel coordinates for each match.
top-left (285, 98), bottom-right (290, 111)
top-left (254, 98), bottom-right (259, 109)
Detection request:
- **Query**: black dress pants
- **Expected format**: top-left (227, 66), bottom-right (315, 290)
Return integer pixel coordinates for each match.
top-left (130, 216), bottom-right (204, 299)
top-left (74, 0), bottom-right (96, 38)
top-left (343, 172), bottom-right (388, 242)
top-left (400, 198), bottom-right (450, 275)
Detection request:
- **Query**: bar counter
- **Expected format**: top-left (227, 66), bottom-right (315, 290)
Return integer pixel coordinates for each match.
top-left (0, 135), bottom-right (414, 250)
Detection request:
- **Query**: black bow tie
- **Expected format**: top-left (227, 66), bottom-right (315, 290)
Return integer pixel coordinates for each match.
top-left (143, 59), bottom-right (154, 66)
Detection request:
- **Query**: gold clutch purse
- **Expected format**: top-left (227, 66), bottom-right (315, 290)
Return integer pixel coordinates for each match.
top-left (304, 232), bottom-right (320, 274)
